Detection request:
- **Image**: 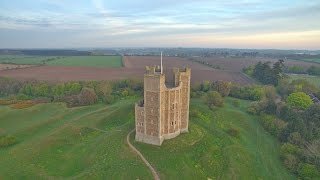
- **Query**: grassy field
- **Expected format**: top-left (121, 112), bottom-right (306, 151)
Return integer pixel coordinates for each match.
top-left (289, 74), bottom-right (320, 87)
top-left (302, 58), bottom-right (320, 64)
top-left (0, 55), bottom-right (123, 68)
top-left (0, 99), bottom-right (152, 179)
top-left (0, 55), bottom-right (55, 65)
top-left (45, 56), bottom-right (123, 67)
top-left (0, 98), bottom-right (294, 179)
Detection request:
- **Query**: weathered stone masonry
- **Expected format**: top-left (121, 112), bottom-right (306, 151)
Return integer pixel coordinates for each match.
top-left (135, 65), bottom-right (191, 145)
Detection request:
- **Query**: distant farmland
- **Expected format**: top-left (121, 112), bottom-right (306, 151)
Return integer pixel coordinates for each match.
top-left (0, 56), bottom-right (255, 85)
top-left (46, 56), bottom-right (123, 68)
top-left (0, 55), bottom-right (123, 68)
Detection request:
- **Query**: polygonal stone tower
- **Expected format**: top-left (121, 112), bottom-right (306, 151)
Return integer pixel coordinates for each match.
top-left (135, 59), bottom-right (191, 146)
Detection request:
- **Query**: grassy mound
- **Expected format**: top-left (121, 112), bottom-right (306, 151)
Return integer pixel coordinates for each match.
top-left (0, 98), bottom-right (294, 179)
top-left (131, 98), bottom-right (295, 179)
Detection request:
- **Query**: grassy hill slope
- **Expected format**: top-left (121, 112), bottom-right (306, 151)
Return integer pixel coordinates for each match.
top-left (0, 98), bottom-right (294, 179)
top-left (132, 98), bottom-right (295, 179)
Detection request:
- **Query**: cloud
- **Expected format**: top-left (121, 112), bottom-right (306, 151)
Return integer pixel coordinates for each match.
top-left (0, 0), bottom-right (319, 49)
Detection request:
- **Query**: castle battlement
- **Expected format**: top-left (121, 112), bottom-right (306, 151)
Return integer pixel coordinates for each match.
top-left (135, 63), bottom-right (191, 146)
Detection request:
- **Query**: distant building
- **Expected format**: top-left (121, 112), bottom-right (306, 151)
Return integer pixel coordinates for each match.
top-left (135, 55), bottom-right (191, 145)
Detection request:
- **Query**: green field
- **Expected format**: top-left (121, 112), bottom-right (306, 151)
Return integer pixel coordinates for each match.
top-left (289, 74), bottom-right (320, 87)
top-left (302, 58), bottom-right (320, 64)
top-left (0, 55), bottom-right (123, 68)
top-left (0, 98), bottom-right (294, 179)
top-left (46, 56), bottom-right (123, 68)
top-left (0, 55), bottom-right (55, 65)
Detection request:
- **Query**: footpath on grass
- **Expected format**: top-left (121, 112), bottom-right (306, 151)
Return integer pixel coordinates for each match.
top-left (127, 129), bottom-right (160, 180)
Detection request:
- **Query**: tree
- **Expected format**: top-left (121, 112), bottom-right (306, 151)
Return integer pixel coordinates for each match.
top-left (204, 91), bottom-right (224, 108)
top-left (200, 80), bottom-right (211, 92)
top-left (287, 92), bottom-right (313, 109)
top-left (252, 60), bottom-right (285, 86)
top-left (298, 163), bottom-right (319, 179)
top-left (212, 81), bottom-right (232, 97)
top-left (303, 104), bottom-right (320, 140)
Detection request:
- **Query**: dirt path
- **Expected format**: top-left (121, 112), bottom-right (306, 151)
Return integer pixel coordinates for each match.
top-left (127, 129), bottom-right (160, 180)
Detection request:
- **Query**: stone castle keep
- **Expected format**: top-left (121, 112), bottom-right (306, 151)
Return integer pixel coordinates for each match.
top-left (135, 58), bottom-right (191, 146)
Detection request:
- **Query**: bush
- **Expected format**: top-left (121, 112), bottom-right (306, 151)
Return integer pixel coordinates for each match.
top-left (229, 85), bottom-right (265, 101)
top-left (287, 92), bottom-right (313, 109)
top-left (298, 163), bottom-right (319, 179)
top-left (0, 135), bottom-right (17, 147)
top-left (259, 115), bottom-right (287, 136)
top-left (212, 81), bottom-right (231, 97)
top-left (203, 91), bottom-right (224, 108)
top-left (16, 93), bottom-right (31, 100)
top-left (65, 88), bottom-right (97, 107)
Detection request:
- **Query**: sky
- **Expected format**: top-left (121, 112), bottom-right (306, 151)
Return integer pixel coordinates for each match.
top-left (0, 0), bottom-right (319, 49)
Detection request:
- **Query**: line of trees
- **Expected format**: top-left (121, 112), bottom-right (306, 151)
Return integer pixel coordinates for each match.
top-left (0, 77), bottom-right (143, 107)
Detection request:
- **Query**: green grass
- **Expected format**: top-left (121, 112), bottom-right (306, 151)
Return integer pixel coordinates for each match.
top-left (0, 100), bottom-right (152, 179)
top-left (0, 55), bottom-right (56, 65)
top-left (0, 98), bottom-right (294, 179)
top-left (0, 55), bottom-right (123, 68)
top-left (132, 97), bottom-right (295, 179)
top-left (46, 56), bottom-right (123, 67)
top-left (302, 58), bottom-right (320, 64)
top-left (289, 74), bottom-right (320, 87)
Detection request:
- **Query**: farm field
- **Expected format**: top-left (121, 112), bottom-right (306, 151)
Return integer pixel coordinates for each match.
top-left (301, 58), bottom-right (320, 64)
top-left (289, 74), bottom-right (320, 87)
top-left (0, 98), bottom-right (294, 179)
top-left (0, 55), bottom-right (56, 65)
top-left (193, 56), bottom-right (320, 72)
top-left (46, 56), bottom-right (123, 68)
top-left (0, 56), bottom-right (255, 85)
top-left (0, 55), bottom-right (123, 68)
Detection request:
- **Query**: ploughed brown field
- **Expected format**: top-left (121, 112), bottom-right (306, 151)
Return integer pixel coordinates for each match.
top-left (195, 56), bottom-right (320, 72)
top-left (0, 56), bottom-right (258, 85)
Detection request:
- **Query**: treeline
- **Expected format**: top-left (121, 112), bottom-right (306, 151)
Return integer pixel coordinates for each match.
top-left (284, 65), bottom-right (320, 76)
top-left (244, 61), bottom-right (320, 179)
top-left (243, 59), bottom-right (285, 85)
top-left (244, 62), bottom-right (320, 78)
top-left (0, 77), bottom-right (143, 107)
top-left (193, 78), bottom-right (320, 179)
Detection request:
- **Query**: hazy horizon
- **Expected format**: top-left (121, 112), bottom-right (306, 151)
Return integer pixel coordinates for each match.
top-left (1, 0), bottom-right (320, 50)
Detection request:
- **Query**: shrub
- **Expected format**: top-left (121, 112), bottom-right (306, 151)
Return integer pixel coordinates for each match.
top-left (298, 163), bottom-right (319, 179)
top-left (16, 93), bottom-right (31, 100)
top-left (203, 91), bottom-right (224, 108)
top-left (0, 135), bottom-right (17, 147)
top-left (65, 88), bottom-right (97, 107)
top-left (280, 143), bottom-right (302, 157)
top-left (212, 81), bottom-right (231, 97)
top-left (287, 92), bottom-right (313, 109)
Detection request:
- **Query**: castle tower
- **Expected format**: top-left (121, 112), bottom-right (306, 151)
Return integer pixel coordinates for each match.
top-left (135, 57), bottom-right (191, 146)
